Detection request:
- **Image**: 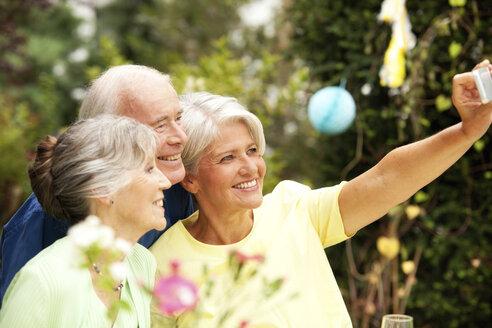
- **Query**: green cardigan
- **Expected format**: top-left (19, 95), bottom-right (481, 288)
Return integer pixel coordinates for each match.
top-left (0, 236), bottom-right (156, 327)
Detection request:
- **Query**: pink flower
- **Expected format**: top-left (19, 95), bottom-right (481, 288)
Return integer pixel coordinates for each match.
top-left (239, 320), bottom-right (249, 328)
top-left (234, 251), bottom-right (264, 264)
top-left (153, 261), bottom-right (198, 316)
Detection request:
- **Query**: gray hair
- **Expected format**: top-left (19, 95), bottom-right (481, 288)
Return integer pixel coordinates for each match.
top-left (179, 92), bottom-right (265, 174)
top-left (79, 65), bottom-right (172, 119)
top-left (29, 115), bottom-right (156, 223)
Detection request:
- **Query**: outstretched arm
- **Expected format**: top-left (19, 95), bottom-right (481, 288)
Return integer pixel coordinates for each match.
top-left (339, 60), bottom-right (492, 236)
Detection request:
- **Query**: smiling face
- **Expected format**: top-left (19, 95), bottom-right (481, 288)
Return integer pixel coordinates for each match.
top-left (120, 76), bottom-right (187, 185)
top-left (186, 122), bottom-right (266, 216)
top-left (111, 157), bottom-right (171, 237)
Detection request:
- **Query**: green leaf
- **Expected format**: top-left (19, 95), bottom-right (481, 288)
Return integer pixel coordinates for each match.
top-left (414, 191), bottom-right (429, 203)
top-left (263, 277), bottom-right (284, 298)
top-left (388, 205), bottom-right (403, 218)
top-left (448, 41), bottom-right (462, 58)
top-left (436, 94), bottom-right (452, 112)
top-left (473, 140), bottom-right (485, 152)
top-left (419, 118), bottom-right (431, 127)
top-left (422, 217), bottom-right (435, 229)
top-left (449, 0), bottom-right (466, 7)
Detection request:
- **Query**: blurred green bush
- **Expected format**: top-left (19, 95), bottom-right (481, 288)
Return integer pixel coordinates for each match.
top-left (285, 0), bottom-right (491, 327)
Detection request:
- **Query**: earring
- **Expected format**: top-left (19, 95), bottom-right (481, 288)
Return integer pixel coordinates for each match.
top-left (110, 200), bottom-right (114, 205)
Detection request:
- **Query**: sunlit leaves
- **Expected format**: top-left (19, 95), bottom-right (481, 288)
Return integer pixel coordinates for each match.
top-left (435, 94), bottom-right (453, 111)
top-left (448, 41), bottom-right (462, 58)
top-left (449, 0), bottom-right (466, 7)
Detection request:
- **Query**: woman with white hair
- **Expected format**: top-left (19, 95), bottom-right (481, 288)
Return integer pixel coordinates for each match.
top-left (151, 62), bottom-right (492, 327)
top-left (0, 115), bottom-right (171, 327)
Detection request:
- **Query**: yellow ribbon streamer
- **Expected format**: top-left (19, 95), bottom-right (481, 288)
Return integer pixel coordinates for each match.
top-left (378, 0), bottom-right (416, 88)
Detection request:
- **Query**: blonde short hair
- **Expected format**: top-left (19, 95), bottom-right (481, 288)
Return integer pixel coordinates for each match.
top-left (179, 92), bottom-right (265, 174)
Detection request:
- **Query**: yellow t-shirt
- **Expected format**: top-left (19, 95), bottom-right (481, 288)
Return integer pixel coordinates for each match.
top-left (150, 180), bottom-right (353, 328)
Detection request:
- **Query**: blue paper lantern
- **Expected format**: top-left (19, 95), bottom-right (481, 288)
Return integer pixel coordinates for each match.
top-left (308, 86), bottom-right (356, 135)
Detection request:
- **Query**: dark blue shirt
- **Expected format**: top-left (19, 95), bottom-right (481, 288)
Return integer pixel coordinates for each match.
top-left (0, 183), bottom-right (193, 306)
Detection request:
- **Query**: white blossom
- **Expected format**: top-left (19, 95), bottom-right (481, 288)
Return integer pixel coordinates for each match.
top-left (97, 225), bottom-right (116, 248)
top-left (239, 0), bottom-right (280, 28)
top-left (68, 215), bottom-right (114, 248)
top-left (77, 22), bottom-right (96, 41)
top-left (71, 88), bottom-right (86, 101)
top-left (70, 3), bottom-right (95, 21)
top-left (283, 121), bottom-right (298, 136)
top-left (52, 63), bottom-right (66, 76)
top-left (361, 83), bottom-right (372, 96)
top-left (110, 262), bottom-right (129, 282)
top-left (266, 85), bottom-right (279, 108)
top-left (68, 48), bottom-right (89, 63)
top-left (114, 237), bottom-right (133, 255)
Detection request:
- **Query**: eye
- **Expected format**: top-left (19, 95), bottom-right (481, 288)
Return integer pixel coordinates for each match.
top-left (155, 123), bottom-right (167, 133)
top-left (247, 147), bottom-right (258, 154)
top-left (220, 155), bottom-right (233, 163)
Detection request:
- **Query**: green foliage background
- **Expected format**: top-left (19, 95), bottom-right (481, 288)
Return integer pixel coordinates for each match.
top-left (0, 0), bottom-right (490, 327)
top-left (285, 0), bottom-right (491, 327)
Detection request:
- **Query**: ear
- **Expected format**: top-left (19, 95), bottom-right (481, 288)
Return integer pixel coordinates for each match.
top-left (180, 172), bottom-right (199, 194)
top-left (95, 196), bottom-right (112, 206)
top-left (90, 189), bottom-right (112, 206)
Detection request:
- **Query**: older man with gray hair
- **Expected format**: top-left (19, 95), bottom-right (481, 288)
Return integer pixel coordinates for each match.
top-left (0, 65), bottom-right (193, 306)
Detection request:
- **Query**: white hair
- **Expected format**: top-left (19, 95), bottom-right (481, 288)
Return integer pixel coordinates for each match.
top-left (78, 64), bottom-right (172, 119)
top-left (29, 115), bottom-right (156, 222)
top-left (179, 92), bottom-right (265, 174)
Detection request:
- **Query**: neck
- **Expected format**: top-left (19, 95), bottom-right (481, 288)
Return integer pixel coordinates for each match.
top-left (187, 209), bottom-right (254, 245)
top-left (92, 207), bottom-right (141, 245)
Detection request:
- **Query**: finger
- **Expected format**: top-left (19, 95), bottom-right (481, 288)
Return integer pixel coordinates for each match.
top-left (462, 101), bottom-right (482, 107)
top-left (472, 59), bottom-right (491, 71)
top-left (463, 89), bottom-right (480, 98)
top-left (452, 72), bottom-right (474, 86)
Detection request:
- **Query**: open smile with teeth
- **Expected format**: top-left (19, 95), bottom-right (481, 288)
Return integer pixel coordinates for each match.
top-left (152, 199), bottom-right (163, 207)
top-left (233, 180), bottom-right (257, 189)
top-left (158, 153), bottom-right (181, 161)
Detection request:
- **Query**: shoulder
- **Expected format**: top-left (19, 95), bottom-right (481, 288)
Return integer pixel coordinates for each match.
top-left (128, 243), bottom-right (156, 273)
top-left (163, 184), bottom-right (192, 208)
top-left (259, 180), bottom-right (345, 218)
top-left (4, 194), bottom-right (47, 229)
top-left (2, 193), bottom-right (70, 239)
top-left (163, 184), bottom-right (194, 223)
top-left (263, 180), bottom-right (312, 205)
top-left (164, 183), bottom-right (190, 199)
top-left (150, 219), bottom-right (187, 254)
top-left (21, 238), bottom-right (79, 276)
top-left (5, 238), bottom-right (84, 300)
top-left (149, 213), bottom-right (196, 263)
top-left (266, 180), bottom-right (344, 200)
top-left (0, 196), bottom-right (69, 305)
top-left (270, 180), bottom-right (312, 194)
top-left (1, 239), bottom-right (89, 326)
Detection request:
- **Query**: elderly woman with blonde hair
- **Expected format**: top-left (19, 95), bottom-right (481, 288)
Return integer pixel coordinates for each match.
top-left (151, 62), bottom-right (492, 327)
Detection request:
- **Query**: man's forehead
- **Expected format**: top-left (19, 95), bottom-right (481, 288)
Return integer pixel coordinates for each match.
top-left (120, 85), bottom-right (179, 122)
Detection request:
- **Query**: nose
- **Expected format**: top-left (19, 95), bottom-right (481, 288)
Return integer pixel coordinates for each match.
top-left (239, 155), bottom-right (257, 176)
top-left (167, 121), bottom-right (188, 145)
top-left (157, 170), bottom-right (172, 190)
